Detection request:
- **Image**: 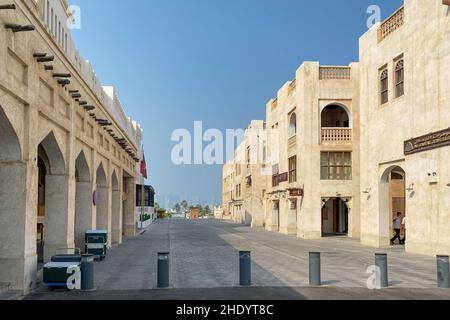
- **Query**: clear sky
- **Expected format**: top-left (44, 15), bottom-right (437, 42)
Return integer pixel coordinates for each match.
top-left (71, 0), bottom-right (403, 208)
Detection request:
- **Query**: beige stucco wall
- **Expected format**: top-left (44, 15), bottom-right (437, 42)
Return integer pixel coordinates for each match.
top-left (0, 0), bottom-right (139, 293)
top-left (222, 1), bottom-right (450, 257)
top-left (263, 62), bottom-right (360, 239)
top-left (359, 0), bottom-right (450, 255)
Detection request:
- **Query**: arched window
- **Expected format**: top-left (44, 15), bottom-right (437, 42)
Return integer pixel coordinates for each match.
top-left (321, 105), bottom-right (350, 128)
top-left (395, 60), bottom-right (404, 98)
top-left (380, 69), bottom-right (389, 104)
top-left (288, 112), bottom-right (297, 136)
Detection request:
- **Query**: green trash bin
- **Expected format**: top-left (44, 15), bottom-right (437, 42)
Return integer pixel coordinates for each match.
top-left (85, 230), bottom-right (108, 261)
top-left (44, 248), bottom-right (82, 290)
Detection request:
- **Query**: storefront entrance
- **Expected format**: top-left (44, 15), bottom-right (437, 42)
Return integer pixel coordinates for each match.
top-left (322, 198), bottom-right (349, 236)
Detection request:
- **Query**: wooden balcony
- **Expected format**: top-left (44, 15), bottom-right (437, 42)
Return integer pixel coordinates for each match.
top-left (321, 128), bottom-right (352, 144)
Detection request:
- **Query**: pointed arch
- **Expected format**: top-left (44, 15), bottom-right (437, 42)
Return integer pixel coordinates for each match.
top-left (75, 150), bottom-right (91, 183)
top-left (0, 105), bottom-right (27, 288)
top-left (96, 162), bottom-right (109, 232)
top-left (111, 169), bottom-right (119, 191)
top-left (0, 106), bottom-right (22, 161)
top-left (38, 131), bottom-right (66, 175)
top-left (111, 169), bottom-right (122, 245)
top-left (75, 151), bottom-right (93, 250)
top-left (96, 162), bottom-right (108, 188)
top-left (38, 131), bottom-right (70, 262)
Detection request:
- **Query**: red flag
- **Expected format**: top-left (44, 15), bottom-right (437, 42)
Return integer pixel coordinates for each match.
top-left (140, 147), bottom-right (148, 179)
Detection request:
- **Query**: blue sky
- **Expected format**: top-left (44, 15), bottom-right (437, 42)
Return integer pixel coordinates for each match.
top-left (71, 0), bottom-right (403, 208)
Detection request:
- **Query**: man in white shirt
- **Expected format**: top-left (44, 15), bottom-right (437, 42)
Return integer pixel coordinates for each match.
top-left (400, 216), bottom-right (407, 245)
top-left (391, 212), bottom-right (403, 245)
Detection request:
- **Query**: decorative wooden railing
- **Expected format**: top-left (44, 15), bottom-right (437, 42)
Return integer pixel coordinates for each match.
top-left (319, 67), bottom-right (351, 80)
top-left (321, 128), bottom-right (352, 143)
top-left (378, 6), bottom-right (404, 42)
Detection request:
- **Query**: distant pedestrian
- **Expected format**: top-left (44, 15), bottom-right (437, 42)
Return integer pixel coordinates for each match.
top-left (391, 212), bottom-right (402, 245)
top-left (400, 216), bottom-right (407, 245)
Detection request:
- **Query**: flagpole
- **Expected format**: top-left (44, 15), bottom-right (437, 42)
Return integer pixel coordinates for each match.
top-left (141, 146), bottom-right (145, 228)
top-left (141, 175), bottom-right (145, 227)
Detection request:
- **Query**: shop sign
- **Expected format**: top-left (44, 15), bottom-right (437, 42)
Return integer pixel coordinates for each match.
top-left (404, 127), bottom-right (450, 155)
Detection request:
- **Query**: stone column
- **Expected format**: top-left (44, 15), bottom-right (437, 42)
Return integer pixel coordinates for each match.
top-left (111, 187), bottom-right (122, 245)
top-left (0, 161), bottom-right (36, 292)
top-left (75, 181), bottom-right (93, 251)
top-left (44, 174), bottom-right (72, 262)
top-left (123, 176), bottom-right (136, 237)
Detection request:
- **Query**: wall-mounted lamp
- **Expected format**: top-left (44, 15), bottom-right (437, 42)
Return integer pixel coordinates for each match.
top-left (363, 188), bottom-right (371, 194)
top-left (406, 184), bottom-right (415, 192)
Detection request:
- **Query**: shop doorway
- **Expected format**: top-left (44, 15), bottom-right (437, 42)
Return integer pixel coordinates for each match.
top-left (322, 198), bottom-right (349, 236)
top-left (380, 166), bottom-right (406, 247)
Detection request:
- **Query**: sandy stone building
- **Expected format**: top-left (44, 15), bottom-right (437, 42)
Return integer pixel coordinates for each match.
top-left (223, 0), bottom-right (450, 256)
top-left (222, 160), bottom-right (234, 220)
top-left (228, 121), bottom-right (266, 227)
top-left (264, 62), bottom-right (360, 238)
top-left (0, 0), bottom-right (142, 293)
top-left (359, 0), bottom-right (450, 255)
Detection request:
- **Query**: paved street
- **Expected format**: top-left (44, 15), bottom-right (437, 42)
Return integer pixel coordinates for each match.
top-left (25, 219), bottom-right (450, 300)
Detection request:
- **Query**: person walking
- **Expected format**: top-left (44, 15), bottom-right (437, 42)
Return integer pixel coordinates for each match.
top-left (400, 216), bottom-right (407, 245)
top-left (391, 212), bottom-right (402, 245)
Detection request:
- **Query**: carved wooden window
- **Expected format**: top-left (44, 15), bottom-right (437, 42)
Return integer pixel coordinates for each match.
top-left (380, 69), bottom-right (389, 104)
top-left (395, 60), bottom-right (404, 98)
top-left (289, 156), bottom-right (297, 183)
top-left (321, 152), bottom-right (352, 180)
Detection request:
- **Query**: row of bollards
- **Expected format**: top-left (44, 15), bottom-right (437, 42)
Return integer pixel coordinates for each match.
top-left (156, 251), bottom-right (450, 289)
top-left (308, 252), bottom-right (449, 289)
top-left (156, 251), bottom-right (253, 288)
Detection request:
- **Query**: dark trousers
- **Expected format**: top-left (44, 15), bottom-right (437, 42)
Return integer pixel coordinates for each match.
top-left (391, 229), bottom-right (401, 244)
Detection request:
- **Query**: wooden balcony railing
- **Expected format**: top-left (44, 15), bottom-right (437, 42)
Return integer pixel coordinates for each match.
top-left (321, 128), bottom-right (352, 143)
top-left (378, 6), bottom-right (404, 42)
top-left (319, 67), bottom-right (351, 80)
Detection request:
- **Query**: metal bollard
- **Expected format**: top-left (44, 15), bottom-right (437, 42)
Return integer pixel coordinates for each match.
top-left (375, 253), bottom-right (389, 288)
top-left (437, 255), bottom-right (450, 289)
top-left (309, 252), bottom-right (321, 286)
top-left (81, 254), bottom-right (95, 291)
top-left (157, 252), bottom-right (170, 289)
top-left (239, 251), bottom-right (251, 286)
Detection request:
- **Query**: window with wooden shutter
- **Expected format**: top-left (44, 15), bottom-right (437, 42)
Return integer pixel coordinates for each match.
top-left (380, 69), bottom-right (389, 104)
top-left (395, 60), bottom-right (404, 98)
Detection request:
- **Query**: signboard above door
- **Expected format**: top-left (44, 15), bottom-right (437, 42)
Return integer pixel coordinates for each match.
top-left (404, 127), bottom-right (450, 156)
